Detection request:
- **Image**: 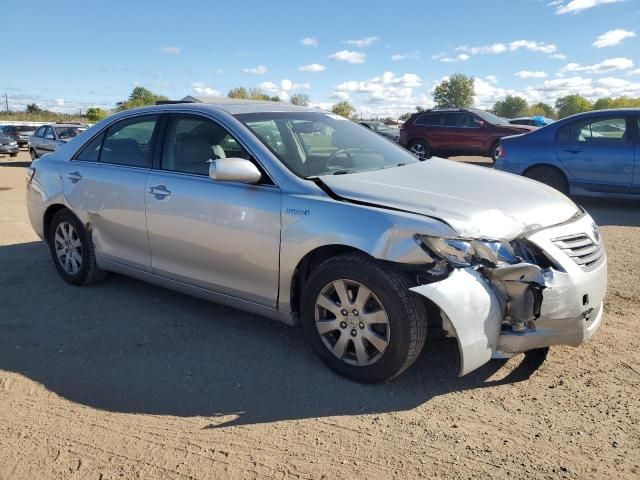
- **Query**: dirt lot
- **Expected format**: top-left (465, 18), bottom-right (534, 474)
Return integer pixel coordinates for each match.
top-left (1, 150), bottom-right (639, 479)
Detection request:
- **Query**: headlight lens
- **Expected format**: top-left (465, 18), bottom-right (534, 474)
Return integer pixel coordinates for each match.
top-left (9, 141), bottom-right (17, 146)
top-left (417, 235), bottom-right (518, 267)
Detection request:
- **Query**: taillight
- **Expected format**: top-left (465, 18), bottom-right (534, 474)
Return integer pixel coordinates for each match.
top-left (26, 167), bottom-right (36, 184)
top-left (497, 146), bottom-right (505, 158)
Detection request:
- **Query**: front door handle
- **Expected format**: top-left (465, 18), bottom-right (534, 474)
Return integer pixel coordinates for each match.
top-left (563, 148), bottom-right (582, 154)
top-left (67, 171), bottom-right (82, 181)
top-left (149, 185), bottom-right (171, 198)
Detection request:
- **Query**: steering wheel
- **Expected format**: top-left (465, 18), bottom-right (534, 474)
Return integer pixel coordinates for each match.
top-left (326, 148), bottom-right (353, 170)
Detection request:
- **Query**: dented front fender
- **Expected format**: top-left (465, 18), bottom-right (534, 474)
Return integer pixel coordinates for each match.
top-left (410, 268), bottom-right (503, 376)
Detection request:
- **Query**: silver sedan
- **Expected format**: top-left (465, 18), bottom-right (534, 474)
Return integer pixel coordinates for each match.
top-left (26, 102), bottom-right (607, 383)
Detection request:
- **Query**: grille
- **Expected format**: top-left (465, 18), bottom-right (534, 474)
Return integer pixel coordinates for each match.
top-left (552, 233), bottom-right (604, 270)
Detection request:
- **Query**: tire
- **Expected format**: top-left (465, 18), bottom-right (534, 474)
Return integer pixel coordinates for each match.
top-left (408, 140), bottom-right (430, 160)
top-left (10, 153), bottom-right (18, 158)
top-left (30, 149), bottom-right (38, 160)
top-left (48, 209), bottom-right (106, 286)
top-left (524, 166), bottom-right (568, 194)
top-left (301, 252), bottom-right (428, 383)
top-left (490, 141), bottom-right (501, 163)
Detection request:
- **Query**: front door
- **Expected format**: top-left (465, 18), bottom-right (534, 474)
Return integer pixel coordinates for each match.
top-left (555, 114), bottom-right (634, 194)
top-left (145, 113), bottom-right (281, 307)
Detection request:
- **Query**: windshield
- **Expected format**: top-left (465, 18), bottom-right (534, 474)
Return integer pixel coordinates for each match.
top-left (236, 112), bottom-right (419, 178)
top-left (54, 126), bottom-right (83, 140)
top-left (473, 110), bottom-right (510, 126)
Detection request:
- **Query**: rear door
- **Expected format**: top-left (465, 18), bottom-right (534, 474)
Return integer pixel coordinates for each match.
top-left (64, 114), bottom-right (159, 271)
top-left (145, 112), bottom-right (281, 307)
top-left (633, 116), bottom-right (640, 194)
top-left (555, 114), bottom-right (634, 193)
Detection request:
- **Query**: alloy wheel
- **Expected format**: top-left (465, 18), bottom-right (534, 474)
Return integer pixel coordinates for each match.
top-left (410, 143), bottom-right (426, 159)
top-left (54, 221), bottom-right (83, 275)
top-left (314, 279), bottom-right (390, 366)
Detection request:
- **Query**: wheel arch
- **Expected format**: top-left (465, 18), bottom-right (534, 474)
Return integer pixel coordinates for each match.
top-left (289, 244), bottom-right (368, 317)
top-left (42, 204), bottom-right (71, 244)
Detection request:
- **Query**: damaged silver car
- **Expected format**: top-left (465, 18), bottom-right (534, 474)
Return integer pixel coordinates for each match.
top-left (25, 101), bottom-right (607, 383)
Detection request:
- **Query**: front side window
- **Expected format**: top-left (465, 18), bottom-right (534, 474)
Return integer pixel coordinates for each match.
top-left (34, 127), bottom-right (45, 137)
top-left (100, 115), bottom-right (157, 167)
top-left (557, 117), bottom-right (627, 143)
top-left (161, 114), bottom-right (250, 176)
top-left (55, 126), bottom-right (83, 140)
top-left (44, 127), bottom-right (55, 140)
top-left (237, 112), bottom-right (420, 178)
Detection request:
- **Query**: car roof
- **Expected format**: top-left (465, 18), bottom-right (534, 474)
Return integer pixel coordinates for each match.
top-left (136, 100), bottom-right (321, 116)
top-left (47, 123), bottom-right (87, 128)
top-left (558, 108), bottom-right (640, 123)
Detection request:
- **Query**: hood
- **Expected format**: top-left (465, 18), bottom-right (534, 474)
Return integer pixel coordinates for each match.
top-left (319, 158), bottom-right (579, 239)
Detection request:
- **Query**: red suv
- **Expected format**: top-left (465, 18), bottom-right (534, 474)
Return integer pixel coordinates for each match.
top-left (399, 108), bottom-right (535, 162)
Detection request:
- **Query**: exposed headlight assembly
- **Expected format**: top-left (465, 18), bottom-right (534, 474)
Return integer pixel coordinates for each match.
top-left (416, 235), bottom-right (519, 268)
top-left (9, 141), bottom-right (17, 146)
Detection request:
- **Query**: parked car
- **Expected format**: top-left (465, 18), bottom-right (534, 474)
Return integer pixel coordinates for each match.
top-left (0, 132), bottom-right (19, 157)
top-left (1, 124), bottom-right (37, 147)
top-left (496, 108), bottom-right (639, 198)
top-left (509, 116), bottom-right (555, 127)
top-left (26, 102), bottom-right (606, 383)
top-left (29, 123), bottom-right (87, 159)
top-left (400, 108), bottom-right (536, 162)
top-left (359, 121), bottom-right (400, 142)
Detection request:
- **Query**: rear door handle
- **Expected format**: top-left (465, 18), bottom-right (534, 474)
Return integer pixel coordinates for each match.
top-left (67, 171), bottom-right (82, 181)
top-left (563, 148), bottom-right (582, 154)
top-left (149, 185), bottom-right (171, 198)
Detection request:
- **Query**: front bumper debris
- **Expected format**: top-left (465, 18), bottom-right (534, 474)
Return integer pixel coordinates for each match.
top-left (410, 213), bottom-right (607, 376)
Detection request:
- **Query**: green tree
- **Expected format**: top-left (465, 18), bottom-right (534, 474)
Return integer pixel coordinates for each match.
top-left (555, 94), bottom-right (592, 118)
top-left (592, 97), bottom-right (615, 110)
top-left (529, 102), bottom-right (556, 118)
top-left (116, 86), bottom-right (167, 111)
top-left (85, 107), bottom-right (107, 123)
top-left (432, 74), bottom-right (475, 108)
top-left (492, 95), bottom-right (529, 118)
top-left (290, 93), bottom-right (310, 106)
top-left (331, 101), bottom-right (356, 119)
top-left (398, 112), bottom-right (412, 122)
top-left (227, 87), bottom-right (249, 99)
top-left (26, 103), bottom-right (44, 114)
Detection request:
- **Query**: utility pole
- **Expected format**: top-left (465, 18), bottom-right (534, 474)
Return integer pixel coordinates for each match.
top-left (4, 94), bottom-right (8, 112)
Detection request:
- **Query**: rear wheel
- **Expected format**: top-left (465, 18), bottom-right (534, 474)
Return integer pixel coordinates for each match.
top-left (10, 153), bottom-right (18, 158)
top-left (490, 141), bottom-right (501, 163)
top-left (524, 166), bottom-right (568, 194)
top-left (301, 253), bottom-right (428, 383)
top-left (48, 209), bottom-right (106, 285)
top-left (408, 140), bottom-right (429, 160)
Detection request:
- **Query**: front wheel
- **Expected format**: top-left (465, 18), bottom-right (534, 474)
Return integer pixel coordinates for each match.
top-left (10, 153), bottom-right (18, 158)
top-left (301, 253), bottom-right (428, 383)
top-left (30, 149), bottom-right (38, 160)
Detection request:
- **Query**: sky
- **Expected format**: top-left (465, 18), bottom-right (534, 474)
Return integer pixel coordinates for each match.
top-left (1, 0), bottom-right (639, 118)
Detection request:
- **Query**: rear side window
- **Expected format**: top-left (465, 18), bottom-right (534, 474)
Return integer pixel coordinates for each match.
top-left (76, 133), bottom-right (105, 162)
top-left (557, 117), bottom-right (627, 143)
top-left (415, 113), bottom-right (443, 126)
top-left (100, 115), bottom-right (158, 168)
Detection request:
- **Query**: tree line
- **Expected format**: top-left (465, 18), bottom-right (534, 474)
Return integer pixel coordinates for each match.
top-left (4, 79), bottom-right (639, 124)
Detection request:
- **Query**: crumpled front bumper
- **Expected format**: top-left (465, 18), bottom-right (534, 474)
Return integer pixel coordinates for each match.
top-left (410, 213), bottom-right (607, 376)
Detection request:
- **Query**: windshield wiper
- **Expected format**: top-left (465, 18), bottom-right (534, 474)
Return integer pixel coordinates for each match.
top-left (332, 169), bottom-right (353, 175)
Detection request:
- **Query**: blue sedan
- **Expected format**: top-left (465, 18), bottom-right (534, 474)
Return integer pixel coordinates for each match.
top-left (495, 109), bottom-right (639, 198)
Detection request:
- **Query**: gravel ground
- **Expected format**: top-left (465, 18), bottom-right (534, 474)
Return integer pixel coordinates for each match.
top-left (0, 150), bottom-right (638, 479)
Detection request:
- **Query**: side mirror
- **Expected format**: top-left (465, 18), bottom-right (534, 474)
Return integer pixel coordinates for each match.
top-left (209, 158), bottom-right (262, 184)
top-left (474, 119), bottom-right (485, 128)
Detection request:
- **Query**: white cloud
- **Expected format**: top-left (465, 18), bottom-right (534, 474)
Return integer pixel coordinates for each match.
top-left (345, 36), bottom-right (379, 48)
top-left (628, 68), bottom-right (640, 75)
top-left (54, 98), bottom-right (65, 106)
top-left (330, 50), bottom-right (365, 64)
top-left (550, 53), bottom-right (568, 60)
top-left (243, 65), bottom-right (268, 75)
top-left (515, 70), bottom-right (548, 78)
top-left (432, 53), bottom-right (470, 63)
top-left (456, 40), bottom-right (559, 56)
top-left (191, 82), bottom-right (221, 97)
top-left (159, 46), bottom-right (181, 55)
top-left (332, 71), bottom-right (423, 107)
top-left (301, 37), bottom-right (318, 47)
top-left (559, 57), bottom-right (633, 74)
top-left (299, 63), bottom-right (326, 72)
top-left (485, 75), bottom-right (498, 84)
top-left (258, 79), bottom-right (310, 101)
top-left (592, 29), bottom-right (636, 48)
top-left (555, 0), bottom-right (624, 15)
top-left (391, 51), bottom-right (421, 61)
